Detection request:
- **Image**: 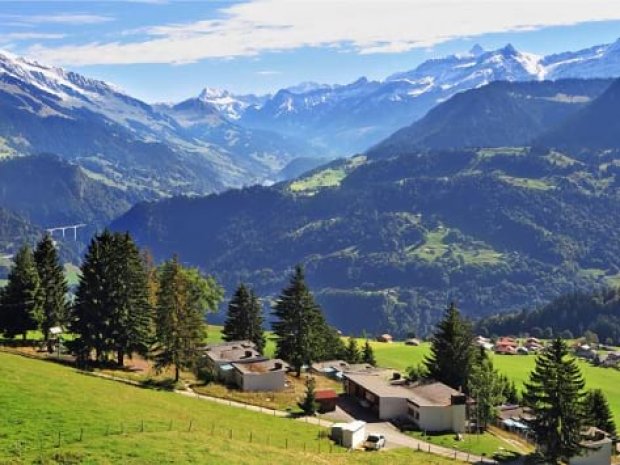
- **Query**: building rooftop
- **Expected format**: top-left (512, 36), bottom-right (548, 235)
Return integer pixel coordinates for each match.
top-left (232, 359), bottom-right (288, 375)
top-left (203, 341), bottom-right (265, 364)
top-left (311, 360), bottom-right (350, 372)
top-left (345, 373), bottom-right (463, 407)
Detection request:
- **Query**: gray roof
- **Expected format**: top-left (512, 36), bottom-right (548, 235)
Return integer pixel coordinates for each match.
top-left (345, 373), bottom-right (462, 407)
top-left (232, 359), bottom-right (289, 375)
top-left (203, 341), bottom-right (265, 364)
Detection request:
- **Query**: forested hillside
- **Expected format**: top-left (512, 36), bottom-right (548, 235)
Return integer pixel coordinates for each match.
top-left (113, 146), bottom-right (620, 336)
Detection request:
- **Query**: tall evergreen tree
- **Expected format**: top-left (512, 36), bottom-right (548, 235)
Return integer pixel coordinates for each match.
top-left (468, 348), bottom-right (506, 430)
top-left (108, 233), bottom-right (153, 366)
top-left (72, 231), bottom-right (152, 365)
top-left (523, 338), bottom-right (586, 464)
top-left (362, 339), bottom-right (376, 366)
top-left (317, 324), bottom-right (346, 361)
top-left (0, 245), bottom-right (42, 339)
top-left (222, 283), bottom-right (266, 353)
top-left (155, 256), bottom-right (222, 382)
top-left (272, 265), bottom-right (328, 376)
top-left (72, 231), bottom-right (115, 362)
top-left (34, 234), bottom-right (68, 343)
top-left (583, 389), bottom-right (616, 435)
top-left (424, 302), bottom-right (475, 390)
top-left (345, 337), bottom-right (361, 364)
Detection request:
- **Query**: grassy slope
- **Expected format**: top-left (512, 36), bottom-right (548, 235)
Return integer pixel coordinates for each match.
top-left (367, 340), bottom-right (620, 427)
top-left (0, 352), bottom-right (459, 465)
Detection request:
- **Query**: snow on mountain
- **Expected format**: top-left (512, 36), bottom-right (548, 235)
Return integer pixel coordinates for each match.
top-left (190, 39), bottom-right (620, 156)
top-left (197, 87), bottom-right (266, 121)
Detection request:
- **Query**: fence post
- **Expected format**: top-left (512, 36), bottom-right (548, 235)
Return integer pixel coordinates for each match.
top-left (249, 432), bottom-right (252, 443)
top-left (79, 427), bottom-right (84, 442)
top-left (56, 431), bottom-right (61, 448)
top-left (285, 438), bottom-right (288, 449)
top-left (141, 420), bottom-right (144, 433)
top-left (229, 429), bottom-right (232, 440)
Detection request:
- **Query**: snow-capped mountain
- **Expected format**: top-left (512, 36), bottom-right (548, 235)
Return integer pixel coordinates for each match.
top-left (0, 51), bottom-right (312, 197)
top-left (196, 87), bottom-right (267, 121)
top-left (194, 39), bottom-right (620, 156)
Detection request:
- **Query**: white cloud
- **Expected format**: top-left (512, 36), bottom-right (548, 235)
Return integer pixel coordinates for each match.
top-left (21, 0), bottom-right (620, 65)
top-left (256, 70), bottom-right (281, 75)
top-left (1, 32), bottom-right (66, 41)
top-left (0, 13), bottom-right (113, 26)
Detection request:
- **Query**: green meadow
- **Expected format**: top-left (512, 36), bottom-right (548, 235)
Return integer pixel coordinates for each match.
top-left (0, 352), bottom-right (460, 465)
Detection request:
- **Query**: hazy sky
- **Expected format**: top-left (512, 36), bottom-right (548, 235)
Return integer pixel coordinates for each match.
top-left (2, 1), bottom-right (620, 102)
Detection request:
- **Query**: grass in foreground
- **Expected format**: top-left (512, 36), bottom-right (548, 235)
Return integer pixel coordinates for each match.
top-left (0, 352), bottom-right (464, 465)
top-left (405, 430), bottom-right (522, 461)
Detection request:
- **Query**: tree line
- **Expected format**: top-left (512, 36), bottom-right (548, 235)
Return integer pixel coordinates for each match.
top-left (0, 233), bottom-right (375, 382)
top-left (423, 303), bottom-right (616, 465)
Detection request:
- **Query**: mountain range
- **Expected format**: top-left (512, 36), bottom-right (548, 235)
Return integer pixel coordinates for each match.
top-left (112, 76), bottom-right (620, 336)
top-left (203, 39), bottom-right (620, 155)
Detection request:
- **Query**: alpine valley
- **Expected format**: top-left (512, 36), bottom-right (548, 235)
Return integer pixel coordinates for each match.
top-left (4, 38), bottom-right (620, 334)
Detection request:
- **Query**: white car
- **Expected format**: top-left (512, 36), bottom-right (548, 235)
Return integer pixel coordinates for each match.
top-left (364, 434), bottom-right (386, 450)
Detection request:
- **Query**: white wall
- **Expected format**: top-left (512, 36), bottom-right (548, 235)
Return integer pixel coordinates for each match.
top-left (378, 397), bottom-right (408, 420)
top-left (237, 370), bottom-right (286, 392)
top-left (410, 405), bottom-right (466, 433)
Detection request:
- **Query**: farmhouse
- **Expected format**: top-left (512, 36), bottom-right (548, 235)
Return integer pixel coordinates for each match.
top-left (344, 373), bottom-right (467, 432)
top-left (231, 359), bottom-right (289, 392)
top-left (202, 341), bottom-right (267, 383)
top-left (376, 334), bottom-right (393, 343)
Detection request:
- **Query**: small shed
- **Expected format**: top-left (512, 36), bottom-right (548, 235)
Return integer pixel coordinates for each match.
top-left (315, 389), bottom-right (338, 413)
top-left (376, 334), bottom-right (393, 343)
top-left (330, 421), bottom-right (366, 448)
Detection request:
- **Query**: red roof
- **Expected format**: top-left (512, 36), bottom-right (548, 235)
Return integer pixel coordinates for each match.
top-left (315, 389), bottom-right (338, 400)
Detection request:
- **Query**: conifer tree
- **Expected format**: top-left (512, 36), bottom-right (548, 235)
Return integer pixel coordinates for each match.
top-left (108, 233), bottom-right (152, 366)
top-left (362, 339), bottom-right (376, 366)
top-left (583, 389), bottom-right (616, 435)
top-left (0, 245), bottom-right (42, 339)
top-left (300, 376), bottom-right (318, 415)
top-left (317, 324), bottom-right (346, 361)
top-left (345, 337), bottom-right (361, 364)
top-left (72, 231), bottom-right (115, 362)
top-left (155, 256), bottom-right (222, 382)
top-left (34, 234), bottom-right (68, 343)
top-left (272, 265), bottom-right (328, 375)
top-left (468, 348), bottom-right (506, 429)
top-left (523, 338), bottom-right (586, 464)
top-left (223, 283), bottom-right (266, 353)
top-left (72, 231), bottom-right (153, 365)
top-left (424, 302), bottom-right (475, 390)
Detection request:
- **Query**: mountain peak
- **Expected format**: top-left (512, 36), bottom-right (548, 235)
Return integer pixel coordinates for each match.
top-left (499, 43), bottom-right (518, 56)
top-left (198, 87), bottom-right (231, 100)
top-left (469, 44), bottom-right (485, 56)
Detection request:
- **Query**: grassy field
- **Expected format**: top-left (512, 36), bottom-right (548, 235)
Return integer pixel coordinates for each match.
top-left (0, 352), bottom-right (464, 465)
top-left (406, 430), bottom-right (524, 460)
top-left (365, 339), bottom-right (620, 427)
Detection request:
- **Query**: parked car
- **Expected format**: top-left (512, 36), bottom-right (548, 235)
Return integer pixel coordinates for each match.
top-left (364, 434), bottom-right (386, 450)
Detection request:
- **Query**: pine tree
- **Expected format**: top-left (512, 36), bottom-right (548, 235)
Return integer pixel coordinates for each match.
top-left (34, 234), bottom-right (68, 343)
top-left (583, 389), bottom-right (616, 435)
top-left (317, 324), bottom-right (346, 361)
top-left (523, 338), bottom-right (586, 464)
top-left (468, 348), bottom-right (506, 430)
top-left (108, 233), bottom-right (152, 366)
top-left (362, 339), bottom-right (376, 366)
top-left (223, 283), bottom-right (266, 353)
top-left (0, 245), bottom-right (42, 339)
top-left (345, 337), bottom-right (361, 364)
top-left (300, 376), bottom-right (318, 415)
top-left (155, 256), bottom-right (222, 382)
top-left (424, 302), bottom-right (475, 390)
top-left (272, 265), bottom-right (328, 375)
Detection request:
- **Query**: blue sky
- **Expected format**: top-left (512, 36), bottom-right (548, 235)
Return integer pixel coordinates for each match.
top-left (1, 1), bottom-right (620, 102)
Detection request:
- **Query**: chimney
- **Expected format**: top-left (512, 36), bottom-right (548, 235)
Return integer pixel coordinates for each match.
top-left (245, 350), bottom-right (253, 358)
top-left (274, 362), bottom-right (283, 370)
top-left (392, 372), bottom-right (401, 381)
